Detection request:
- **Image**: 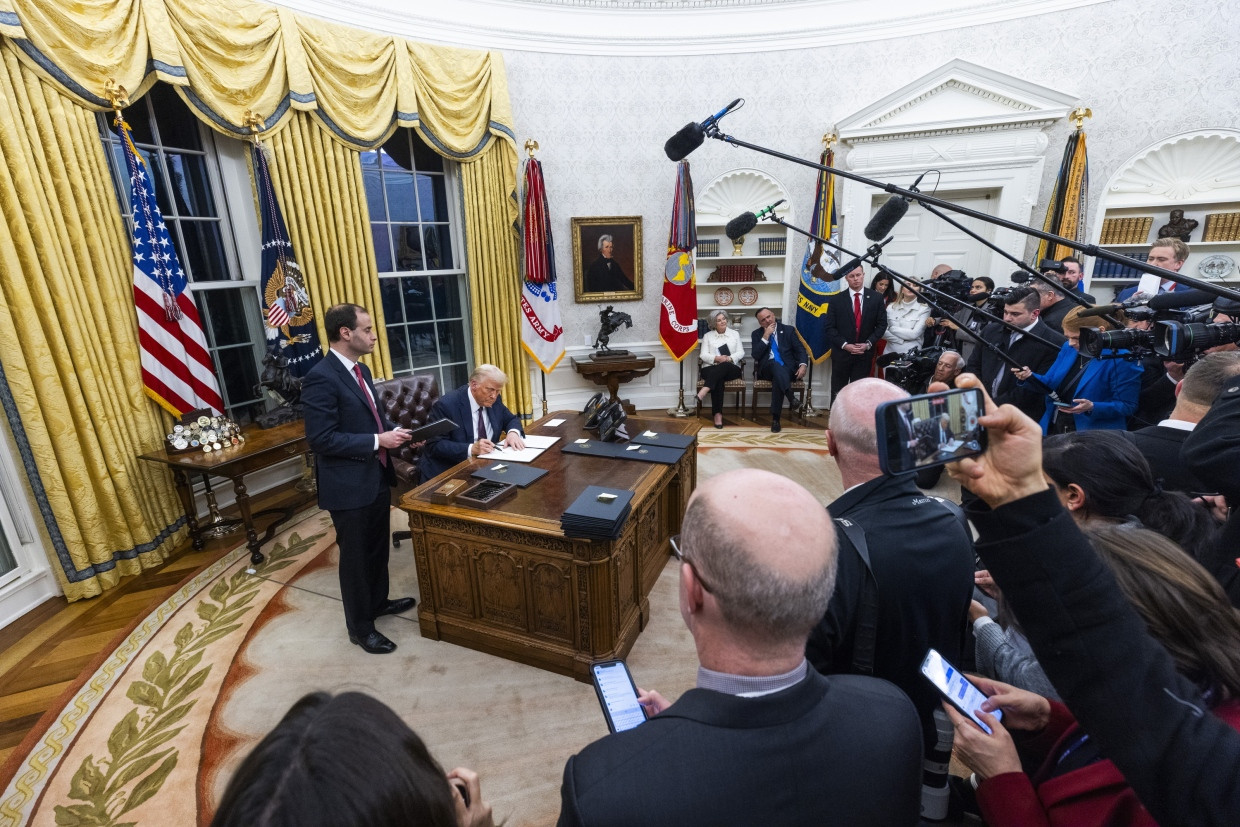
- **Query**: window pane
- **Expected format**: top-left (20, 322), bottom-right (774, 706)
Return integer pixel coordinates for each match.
top-left (141, 149), bottom-right (175, 217)
top-left (384, 135), bottom-right (413, 172)
top-left (388, 325), bottom-right (411, 374)
top-left (363, 167), bottom-right (386, 220)
top-left (442, 362), bottom-right (468, 393)
top-left (200, 288), bottom-right (253, 346)
top-left (380, 277), bottom-right (403, 324)
top-left (216, 343), bottom-right (261, 407)
top-left (437, 319), bottom-right (468, 365)
top-left (384, 172), bottom-right (417, 222)
top-left (393, 224), bottom-right (424, 271)
top-left (412, 133), bottom-right (443, 173)
top-left (166, 153), bottom-right (217, 217)
top-left (430, 274), bottom-right (462, 318)
top-left (148, 84), bottom-right (202, 151)
top-left (418, 174), bottom-right (449, 222)
top-left (402, 275), bottom-right (432, 322)
top-left (372, 223), bottom-right (393, 272)
top-left (179, 220), bottom-right (230, 281)
top-left (424, 225), bottom-right (453, 271)
top-left (408, 323), bottom-right (438, 368)
top-left (113, 103), bottom-right (155, 145)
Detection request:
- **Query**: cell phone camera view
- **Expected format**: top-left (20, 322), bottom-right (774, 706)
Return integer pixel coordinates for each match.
top-left (591, 660), bottom-right (647, 733)
top-left (920, 648), bottom-right (1002, 734)
top-left (875, 387), bottom-right (987, 476)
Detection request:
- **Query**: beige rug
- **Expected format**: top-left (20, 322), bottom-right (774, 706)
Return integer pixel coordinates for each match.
top-left (0, 432), bottom-right (954, 826)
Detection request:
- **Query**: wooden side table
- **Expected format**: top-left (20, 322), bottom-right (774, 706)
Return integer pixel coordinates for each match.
top-left (570, 352), bottom-right (656, 414)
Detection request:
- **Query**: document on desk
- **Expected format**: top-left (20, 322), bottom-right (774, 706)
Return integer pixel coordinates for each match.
top-left (478, 433), bottom-right (560, 463)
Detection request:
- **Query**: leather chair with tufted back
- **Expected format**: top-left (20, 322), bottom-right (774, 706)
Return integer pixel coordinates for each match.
top-left (374, 373), bottom-right (439, 546)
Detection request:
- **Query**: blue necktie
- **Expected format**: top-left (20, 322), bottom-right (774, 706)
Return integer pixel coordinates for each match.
top-left (771, 331), bottom-right (784, 366)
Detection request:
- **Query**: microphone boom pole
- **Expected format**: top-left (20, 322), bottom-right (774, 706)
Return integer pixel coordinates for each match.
top-left (700, 124), bottom-right (1240, 304)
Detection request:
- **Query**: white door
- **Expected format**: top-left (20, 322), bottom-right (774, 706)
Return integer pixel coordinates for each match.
top-left (868, 189), bottom-right (1001, 282)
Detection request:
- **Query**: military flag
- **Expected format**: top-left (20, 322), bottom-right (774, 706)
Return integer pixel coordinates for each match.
top-left (795, 148), bottom-right (844, 362)
top-left (253, 142), bottom-right (321, 377)
top-left (118, 114), bottom-right (224, 416)
top-left (659, 160), bottom-right (699, 361)
top-left (519, 156), bottom-right (565, 372)
top-left (1035, 125), bottom-right (1090, 265)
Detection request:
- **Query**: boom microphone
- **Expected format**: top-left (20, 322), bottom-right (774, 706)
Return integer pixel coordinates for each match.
top-left (664, 98), bottom-right (744, 161)
top-left (1076, 288), bottom-right (1216, 320)
top-left (863, 172), bottom-right (928, 241)
top-left (725, 202), bottom-right (785, 240)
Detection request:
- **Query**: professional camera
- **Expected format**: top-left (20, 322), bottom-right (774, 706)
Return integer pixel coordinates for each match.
top-left (1081, 297), bottom-right (1240, 361)
top-left (1078, 326), bottom-right (1157, 358)
top-left (881, 346), bottom-right (945, 394)
top-left (1157, 317), bottom-right (1240, 360)
top-left (1038, 258), bottom-right (1067, 274)
top-left (981, 286), bottom-right (1020, 318)
top-left (922, 270), bottom-right (973, 309)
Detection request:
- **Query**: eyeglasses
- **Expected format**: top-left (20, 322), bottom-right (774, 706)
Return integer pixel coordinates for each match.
top-left (669, 534), bottom-right (713, 593)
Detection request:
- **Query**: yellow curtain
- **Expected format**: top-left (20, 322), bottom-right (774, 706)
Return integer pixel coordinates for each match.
top-left (0, 50), bottom-right (186, 600)
top-left (462, 140), bottom-right (531, 417)
top-left (261, 113), bottom-right (392, 378)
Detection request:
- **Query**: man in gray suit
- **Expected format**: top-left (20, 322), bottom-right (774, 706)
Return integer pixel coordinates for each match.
top-left (558, 469), bottom-right (921, 827)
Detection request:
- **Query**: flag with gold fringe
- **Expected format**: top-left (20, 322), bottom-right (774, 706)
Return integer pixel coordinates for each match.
top-left (519, 156), bottom-right (565, 373)
top-left (795, 148), bottom-right (844, 362)
top-left (118, 113), bottom-right (224, 416)
top-left (253, 141), bottom-right (321, 377)
top-left (660, 160), bottom-right (699, 361)
top-left (1035, 127), bottom-right (1089, 265)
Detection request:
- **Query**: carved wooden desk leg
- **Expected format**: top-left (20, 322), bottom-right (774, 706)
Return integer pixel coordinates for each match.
top-left (174, 469), bottom-right (204, 550)
top-left (231, 476), bottom-right (265, 566)
top-left (605, 373), bottom-right (622, 405)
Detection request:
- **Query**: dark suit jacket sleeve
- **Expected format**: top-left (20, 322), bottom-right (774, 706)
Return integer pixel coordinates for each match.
top-left (823, 295), bottom-right (846, 350)
top-left (423, 390), bottom-right (473, 468)
top-left (788, 324), bottom-right (809, 365)
top-left (492, 394), bottom-right (523, 436)
top-left (557, 757), bottom-right (585, 827)
top-left (970, 488), bottom-right (1240, 824)
top-left (1182, 381), bottom-right (1240, 605)
top-left (806, 530), bottom-right (862, 674)
top-left (302, 362), bottom-right (381, 458)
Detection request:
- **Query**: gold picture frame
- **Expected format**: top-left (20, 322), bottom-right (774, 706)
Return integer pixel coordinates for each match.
top-left (572, 216), bottom-right (642, 302)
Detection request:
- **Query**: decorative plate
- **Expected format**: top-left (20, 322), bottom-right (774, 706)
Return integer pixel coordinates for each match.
top-left (1199, 253), bottom-right (1235, 280)
top-left (714, 286), bottom-right (735, 306)
top-left (738, 286), bottom-right (759, 306)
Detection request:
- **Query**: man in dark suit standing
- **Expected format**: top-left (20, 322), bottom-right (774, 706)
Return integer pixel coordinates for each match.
top-left (302, 303), bottom-right (415, 655)
top-left (750, 306), bottom-right (808, 432)
top-left (419, 364), bottom-right (525, 482)
top-left (557, 468), bottom-right (921, 827)
top-left (965, 287), bottom-right (1065, 422)
top-left (1133, 352), bottom-right (1240, 494)
top-left (823, 265), bottom-right (887, 405)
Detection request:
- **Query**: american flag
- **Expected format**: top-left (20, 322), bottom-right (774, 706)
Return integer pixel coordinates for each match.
top-left (253, 141), bottom-right (321, 376)
top-left (118, 116), bottom-right (223, 416)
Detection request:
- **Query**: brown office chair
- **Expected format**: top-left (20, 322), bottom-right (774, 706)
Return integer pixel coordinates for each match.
top-left (374, 373), bottom-right (439, 547)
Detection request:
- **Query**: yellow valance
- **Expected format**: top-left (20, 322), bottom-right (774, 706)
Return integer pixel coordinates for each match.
top-left (0, 0), bottom-right (515, 154)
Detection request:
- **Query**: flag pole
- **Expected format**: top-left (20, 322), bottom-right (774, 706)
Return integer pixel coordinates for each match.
top-left (797, 131), bottom-right (837, 420)
top-left (667, 361), bottom-right (691, 417)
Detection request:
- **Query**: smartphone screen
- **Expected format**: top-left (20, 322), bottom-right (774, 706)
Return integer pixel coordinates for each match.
top-left (920, 648), bottom-right (1003, 734)
top-left (875, 387), bottom-right (987, 475)
top-left (591, 660), bottom-right (647, 733)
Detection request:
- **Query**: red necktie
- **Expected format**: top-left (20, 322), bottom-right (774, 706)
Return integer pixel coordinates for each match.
top-left (853, 292), bottom-right (862, 340)
top-left (353, 364), bottom-right (387, 467)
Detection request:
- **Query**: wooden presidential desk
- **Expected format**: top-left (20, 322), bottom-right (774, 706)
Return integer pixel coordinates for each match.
top-left (139, 419), bottom-right (312, 566)
top-left (400, 411), bottom-right (698, 681)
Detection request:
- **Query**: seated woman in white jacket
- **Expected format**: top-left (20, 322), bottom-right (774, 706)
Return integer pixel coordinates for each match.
top-left (883, 282), bottom-right (932, 356)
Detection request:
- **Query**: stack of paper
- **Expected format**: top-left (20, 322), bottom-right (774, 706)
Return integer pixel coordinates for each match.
top-left (560, 485), bottom-right (633, 541)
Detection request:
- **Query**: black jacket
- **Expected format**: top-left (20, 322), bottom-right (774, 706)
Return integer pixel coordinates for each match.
top-left (824, 287), bottom-right (887, 357)
top-left (750, 321), bottom-right (807, 374)
top-left (965, 319), bottom-right (1066, 422)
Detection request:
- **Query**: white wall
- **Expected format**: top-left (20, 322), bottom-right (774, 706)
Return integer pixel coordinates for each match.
top-left (500, 0), bottom-right (1240, 409)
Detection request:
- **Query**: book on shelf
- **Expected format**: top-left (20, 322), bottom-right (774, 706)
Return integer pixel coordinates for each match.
top-left (706, 264), bottom-right (766, 283)
top-left (757, 237), bottom-right (786, 256)
top-left (698, 239), bottom-right (720, 257)
top-left (1203, 211), bottom-right (1240, 242)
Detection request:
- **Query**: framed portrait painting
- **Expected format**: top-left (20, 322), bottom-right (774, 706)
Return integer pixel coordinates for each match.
top-left (572, 216), bottom-right (642, 302)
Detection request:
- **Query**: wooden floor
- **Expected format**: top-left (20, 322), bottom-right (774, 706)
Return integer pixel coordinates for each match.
top-left (0, 482), bottom-right (313, 770)
top-left (0, 406), bottom-right (828, 771)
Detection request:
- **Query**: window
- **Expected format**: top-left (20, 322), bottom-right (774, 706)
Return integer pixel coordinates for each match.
top-left (362, 131), bottom-right (471, 392)
top-left (99, 84), bottom-right (267, 423)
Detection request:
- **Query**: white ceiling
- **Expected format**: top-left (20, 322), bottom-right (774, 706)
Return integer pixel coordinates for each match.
top-left (270, 0), bottom-right (1116, 56)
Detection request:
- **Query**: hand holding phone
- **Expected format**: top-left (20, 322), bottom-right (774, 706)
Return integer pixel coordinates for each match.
top-left (920, 648), bottom-right (1002, 734)
top-left (875, 387), bottom-right (988, 475)
top-left (591, 660), bottom-right (647, 733)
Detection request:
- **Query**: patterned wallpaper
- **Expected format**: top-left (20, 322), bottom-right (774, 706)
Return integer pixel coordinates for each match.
top-left (499, 0), bottom-right (1238, 399)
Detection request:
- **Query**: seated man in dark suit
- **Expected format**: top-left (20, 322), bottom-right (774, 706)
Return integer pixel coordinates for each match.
top-left (558, 469), bottom-right (922, 827)
top-left (418, 364), bottom-right (525, 482)
top-left (750, 306), bottom-right (808, 432)
top-left (1133, 351), bottom-right (1240, 494)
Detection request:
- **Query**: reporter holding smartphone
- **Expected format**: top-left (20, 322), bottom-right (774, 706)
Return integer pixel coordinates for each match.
top-left (938, 373), bottom-right (1240, 825)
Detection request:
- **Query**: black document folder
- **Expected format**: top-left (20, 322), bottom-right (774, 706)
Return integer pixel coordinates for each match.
top-left (470, 463), bottom-right (548, 488)
top-left (629, 431), bottom-right (695, 450)
top-left (561, 486), bottom-right (634, 540)
top-left (404, 417), bottom-right (457, 442)
top-left (561, 440), bottom-right (685, 465)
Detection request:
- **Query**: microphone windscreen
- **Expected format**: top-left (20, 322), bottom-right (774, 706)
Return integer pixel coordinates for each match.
top-left (1147, 289), bottom-right (1215, 310)
top-left (864, 195), bottom-right (909, 241)
top-left (831, 256), bottom-right (863, 277)
top-left (664, 123), bottom-right (704, 162)
top-left (725, 212), bottom-right (758, 241)
top-left (1076, 303), bottom-right (1121, 319)
top-left (1010, 271), bottom-right (1031, 284)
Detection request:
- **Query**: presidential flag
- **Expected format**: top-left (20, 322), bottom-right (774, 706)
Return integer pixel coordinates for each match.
top-left (659, 160), bottom-right (698, 361)
top-left (253, 142), bottom-right (321, 377)
top-left (519, 157), bottom-right (565, 373)
top-left (795, 148), bottom-right (844, 362)
top-left (118, 115), bottom-right (223, 416)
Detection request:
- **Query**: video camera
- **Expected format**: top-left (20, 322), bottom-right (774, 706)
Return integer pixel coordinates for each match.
top-left (1079, 296), bottom-right (1240, 362)
top-left (881, 346), bottom-right (946, 394)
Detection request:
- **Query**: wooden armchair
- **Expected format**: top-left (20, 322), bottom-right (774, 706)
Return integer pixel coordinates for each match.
top-left (374, 373), bottom-right (439, 547)
top-left (750, 373), bottom-right (807, 423)
top-left (695, 359), bottom-right (747, 417)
